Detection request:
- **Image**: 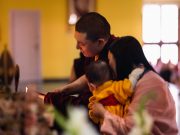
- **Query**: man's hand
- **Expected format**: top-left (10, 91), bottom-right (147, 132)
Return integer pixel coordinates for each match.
top-left (38, 93), bottom-right (45, 101)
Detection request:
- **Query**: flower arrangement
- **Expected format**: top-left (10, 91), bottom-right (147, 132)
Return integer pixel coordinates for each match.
top-left (0, 89), bottom-right (99, 135)
top-left (0, 91), bottom-right (56, 135)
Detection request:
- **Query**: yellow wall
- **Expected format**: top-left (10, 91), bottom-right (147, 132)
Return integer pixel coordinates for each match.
top-left (97, 0), bottom-right (142, 41)
top-left (0, 0), bottom-right (142, 79)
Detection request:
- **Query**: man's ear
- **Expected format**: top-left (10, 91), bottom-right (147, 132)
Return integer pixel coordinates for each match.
top-left (97, 38), bottom-right (106, 47)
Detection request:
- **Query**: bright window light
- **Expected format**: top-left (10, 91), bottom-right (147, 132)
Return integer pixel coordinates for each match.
top-left (161, 5), bottom-right (178, 42)
top-left (143, 5), bottom-right (161, 43)
top-left (161, 44), bottom-right (178, 65)
top-left (143, 44), bottom-right (161, 65)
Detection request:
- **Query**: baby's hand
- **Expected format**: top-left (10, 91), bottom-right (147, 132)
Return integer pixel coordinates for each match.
top-left (91, 102), bottom-right (106, 120)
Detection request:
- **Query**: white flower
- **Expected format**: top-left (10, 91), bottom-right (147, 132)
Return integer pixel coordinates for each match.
top-left (63, 107), bottom-right (98, 135)
top-left (142, 110), bottom-right (153, 132)
top-left (128, 126), bottom-right (143, 135)
top-left (129, 109), bottom-right (153, 135)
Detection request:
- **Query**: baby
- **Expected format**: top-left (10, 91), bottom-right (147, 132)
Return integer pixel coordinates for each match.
top-left (85, 61), bottom-right (144, 124)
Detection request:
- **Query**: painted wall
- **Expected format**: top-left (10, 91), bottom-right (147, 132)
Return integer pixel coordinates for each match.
top-left (97, 0), bottom-right (142, 41)
top-left (0, 0), bottom-right (142, 79)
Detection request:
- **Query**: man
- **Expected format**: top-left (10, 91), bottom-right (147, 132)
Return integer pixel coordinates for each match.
top-left (43, 12), bottom-right (117, 115)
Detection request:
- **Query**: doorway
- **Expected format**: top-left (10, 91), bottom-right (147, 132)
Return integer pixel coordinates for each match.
top-left (10, 10), bottom-right (41, 87)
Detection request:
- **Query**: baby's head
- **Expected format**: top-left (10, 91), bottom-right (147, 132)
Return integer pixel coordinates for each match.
top-left (85, 60), bottom-right (113, 92)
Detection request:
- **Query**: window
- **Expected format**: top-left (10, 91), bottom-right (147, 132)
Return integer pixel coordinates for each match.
top-left (142, 4), bottom-right (178, 66)
top-left (161, 44), bottom-right (178, 65)
top-left (142, 44), bottom-right (160, 65)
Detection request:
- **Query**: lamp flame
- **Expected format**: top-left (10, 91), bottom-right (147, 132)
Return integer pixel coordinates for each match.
top-left (26, 87), bottom-right (28, 93)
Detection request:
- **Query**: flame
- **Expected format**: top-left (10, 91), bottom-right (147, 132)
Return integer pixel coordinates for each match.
top-left (26, 87), bottom-right (28, 93)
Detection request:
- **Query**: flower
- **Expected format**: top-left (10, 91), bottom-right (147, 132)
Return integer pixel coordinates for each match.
top-left (55, 106), bottom-right (98, 135)
top-left (129, 110), bottom-right (153, 135)
top-left (0, 91), bottom-right (56, 135)
top-left (128, 92), bottom-right (154, 135)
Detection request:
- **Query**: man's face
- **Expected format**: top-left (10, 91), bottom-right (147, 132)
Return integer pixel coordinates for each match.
top-left (74, 31), bottom-right (100, 57)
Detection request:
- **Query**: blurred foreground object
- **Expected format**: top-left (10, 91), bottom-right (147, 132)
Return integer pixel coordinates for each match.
top-left (55, 106), bottom-right (98, 135)
top-left (128, 93), bottom-right (154, 135)
top-left (0, 45), bottom-right (20, 95)
top-left (0, 89), bottom-right (56, 135)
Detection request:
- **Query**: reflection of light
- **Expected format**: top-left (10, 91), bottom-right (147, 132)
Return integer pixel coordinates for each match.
top-left (69, 14), bottom-right (78, 25)
top-left (161, 44), bottom-right (178, 65)
top-left (143, 44), bottom-right (160, 66)
top-left (26, 87), bottom-right (28, 93)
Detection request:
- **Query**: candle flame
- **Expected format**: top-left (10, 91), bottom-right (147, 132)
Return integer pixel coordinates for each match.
top-left (26, 87), bottom-right (28, 93)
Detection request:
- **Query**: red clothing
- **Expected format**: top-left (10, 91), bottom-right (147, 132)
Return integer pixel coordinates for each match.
top-left (99, 94), bottom-right (119, 106)
top-left (101, 71), bottom-right (178, 135)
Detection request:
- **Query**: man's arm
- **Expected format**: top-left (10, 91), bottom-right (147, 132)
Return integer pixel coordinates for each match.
top-left (60, 75), bottom-right (88, 95)
top-left (37, 75), bottom-right (88, 101)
